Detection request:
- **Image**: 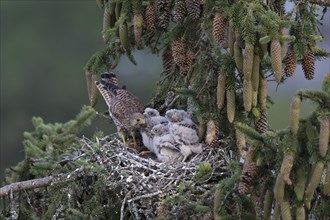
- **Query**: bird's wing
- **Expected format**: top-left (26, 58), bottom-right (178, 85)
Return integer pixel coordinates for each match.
top-left (95, 81), bottom-right (112, 107)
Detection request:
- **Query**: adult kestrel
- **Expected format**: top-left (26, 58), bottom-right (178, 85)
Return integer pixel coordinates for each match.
top-left (95, 73), bottom-right (145, 146)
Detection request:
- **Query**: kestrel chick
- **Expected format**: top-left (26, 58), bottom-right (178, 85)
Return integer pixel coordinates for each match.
top-left (141, 108), bottom-right (168, 153)
top-left (143, 107), bottom-right (160, 118)
top-left (165, 109), bottom-right (203, 161)
top-left (151, 124), bottom-right (183, 162)
top-left (95, 75), bottom-right (145, 147)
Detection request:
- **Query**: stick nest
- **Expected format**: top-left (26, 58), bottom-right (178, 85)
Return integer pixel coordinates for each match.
top-left (81, 134), bottom-right (231, 219)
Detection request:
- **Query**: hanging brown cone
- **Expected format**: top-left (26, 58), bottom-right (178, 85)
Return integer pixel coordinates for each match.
top-left (145, 3), bottom-right (157, 33)
top-left (319, 116), bottom-right (329, 158)
top-left (280, 200), bottom-right (292, 220)
top-left (85, 71), bottom-right (100, 107)
top-left (255, 111), bottom-right (268, 133)
top-left (323, 162), bottom-right (330, 196)
top-left (206, 120), bottom-right (219, 148)
top-left (171, 39), bottom-right (186, 67)
top-left (185, 48), bottom-right (194, 70)
top-left (274, 175), bottom-right (285, 203)
top-left (259, 77), bottom-right (267, 110)
top-left (263, 190), bottom-right (273, 220)
top-left (296, 206), bottom-right (305, 220)
top-left (133, 13), bottom-right (143, 47)
top-left (186, 0), bottom-right (201, 20)
top-left (279, 150), bottom-right (294, 185)
top-left (157, 0), bottom-right (171, 29)
top-left (115, 1), bottom-right (122, 20)
top-left (243, 43), bottom-right (254, 80)
top-left (173, 0), bottom-right (187, 22)
top-left (284, 49), bottom-right (297, 77)
top-left (271, 38), bottom-right (282, 83)
top-left (252, 54), bottom-right (260, 91)
top-left (304, 161), bottom-right (324, 210)
top-left (119, 22), bottom-right (130, 51)
top-left (102, 6), bottom-right (111, 44)
top-left (238, 162), bottom-right (258, 194)
top-left (289, 95), bottom-right (301, 135)
top-left (162, 46), bottom-right (174, 75)
top-left (235, 129), bottom-right (247, 158)
top-left (228, 19), bottom-right (235, 56)
top-left (226, 89), bottom-right (236, 123)
top-left (108, 2), bottom-right (116, 28)
top-left (302, 48), bottom-right (315, 80)
top-left (216, 73), bottom-right (226, 109)
top-left (213, 13), bottom-right (226, 44)
top-left (243, 79), bottom-right (253, 112)
top-left (251, 55), bottom-right (259, 107)
top-left (234, 41), bottom-right (243, 72)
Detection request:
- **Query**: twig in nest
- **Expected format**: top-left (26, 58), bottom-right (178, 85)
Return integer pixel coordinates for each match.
top-left (128, 191), bottom-right (162, 203)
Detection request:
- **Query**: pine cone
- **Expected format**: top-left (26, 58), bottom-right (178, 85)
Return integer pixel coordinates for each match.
top-left (119, 22), bottom-right (130, 51)
top-left (186, 48), bottom-right (194, 65)
top-left (284, 49), bottom-right (296, 77)
top-left (206, 120), bottom-right (219, 148)
top-left (171, 39), bottom-right (186, 67)
top-left (271, 38), bottom-right (282, 83)
top-left (162, 46), bottom-right (174, 75)
top-left (102, 6), bottom-right (110, 44)
top-left (145, 3), bottom-right (157, 33)
top-left (213, 13), bottom-right (226, 44)
top-left (255, 111), bottom-right (268, 133)
top-left (133, 13), bottom-right (143, 47)
top-left (226, 89), bottom-right (236, 123)
top-left (217, 73), bottom-right (226, 109)
top-left (157, 0), bottom-right (171, 29)
top-left (243, 79), bottom-right (252, 112)
top-left (302, 48), bottom-right (315, 80)
top-left (186, 0), bottom-right (201, 19)
top-left (235, 129), bottom-right (247, 159)
top-left (238, 162), bottom-right (259, 194)
top-left (173, 0), bottom-right (187, 22)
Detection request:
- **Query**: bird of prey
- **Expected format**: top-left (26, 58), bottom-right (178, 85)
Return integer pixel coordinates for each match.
top-left (140, 108), bottom-right (168, 153)
top-left (165, 109), bottom-right (203, 161)
top-left (95, 72), bottom-right (145, 147)
top-left (151, 124), bottom-right (183, 162)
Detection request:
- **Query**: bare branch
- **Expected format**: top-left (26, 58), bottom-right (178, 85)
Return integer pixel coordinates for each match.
top-left (0, 176), bottom-right (54, 197)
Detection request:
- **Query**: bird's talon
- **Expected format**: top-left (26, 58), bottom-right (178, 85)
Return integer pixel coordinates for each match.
top-left (138, 150), bottom-right (151, 156)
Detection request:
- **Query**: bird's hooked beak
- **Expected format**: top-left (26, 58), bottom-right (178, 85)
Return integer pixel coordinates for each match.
top-left (138, 117), bottom-right (146, 125)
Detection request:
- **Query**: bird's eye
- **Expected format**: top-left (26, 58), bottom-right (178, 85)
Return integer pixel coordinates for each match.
top-left (137, 118), bottom-right (140, 122)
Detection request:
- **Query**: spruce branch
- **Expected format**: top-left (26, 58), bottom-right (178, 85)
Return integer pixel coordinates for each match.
top-left (306, 0), bottom-right (330, 7)
top-left (297, 89), bottom-right (330, 106)
top-left (0, 168), bottom-right (83, 197)
top-left (235, 122), bottom-right (262, 141)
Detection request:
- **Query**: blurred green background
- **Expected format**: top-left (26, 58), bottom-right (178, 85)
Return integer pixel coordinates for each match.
top-left (0, 1), bottom-right (329, 183)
